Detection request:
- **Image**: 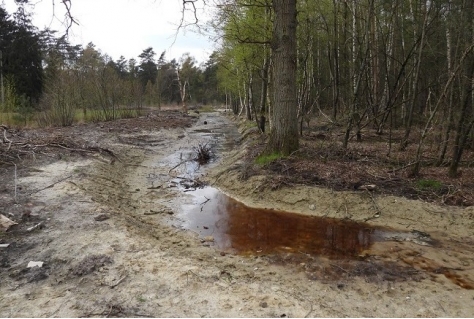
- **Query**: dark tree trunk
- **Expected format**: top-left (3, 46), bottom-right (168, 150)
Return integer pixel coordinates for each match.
top-left (258, 51), bottom-right (270, 133)
top-left (268, 0), bottom-right (298, 155)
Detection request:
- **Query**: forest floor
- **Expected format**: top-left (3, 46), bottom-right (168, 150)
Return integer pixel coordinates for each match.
top-left (0, 106), bottom-right (473, 317)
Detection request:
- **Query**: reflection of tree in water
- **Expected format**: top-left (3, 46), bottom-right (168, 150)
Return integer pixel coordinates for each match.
top-left (222, 197), bottom-right (373, 259)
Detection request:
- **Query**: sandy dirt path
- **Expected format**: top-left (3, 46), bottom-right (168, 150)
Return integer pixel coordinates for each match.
top-left (0, 111), bottom-right (473, 317)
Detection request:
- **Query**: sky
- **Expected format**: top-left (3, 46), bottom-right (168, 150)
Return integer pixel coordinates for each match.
top-left (2, 0), bottom-right (217, 64)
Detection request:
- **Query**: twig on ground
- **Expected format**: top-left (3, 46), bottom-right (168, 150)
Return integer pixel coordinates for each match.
top-left (26, 222), bottom-right (44, 232)
top-left (330, 263), bottom-right (350, 273)
top-left (200, 196), bottom-right (210, 211)
top-left (48, 298), bottom-right (70, 317)
top-left (147, 183), bottom-right (163, 190)
top-left (27, 175), bottom-right (73, 195)
top-left (145, 210), bottom-right (161, 215)
top-left (201, 196), bottom-right (210, 206)
top-left (168, 159), bottom-right (193, 174)
top-left (109, 275), bottom-right (128, 289)
top-left (304, 303), bottom-right (314, 318)
top-left (388, 162), bottom-right (416, 173)
top-left (48, 143), bottom-right (119, 162)
top-left (437, 301), bottom-right (447, 314)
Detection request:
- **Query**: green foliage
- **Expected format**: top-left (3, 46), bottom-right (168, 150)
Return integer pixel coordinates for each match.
top-left (12, 94), bottom-right (33, 125)
top-left (214, 0), bottom-right (272, 99)
top-left (138, 47), bottom-right (158, 90)
top-left (255, 152), bottom-right (283, 165)
top-left (0, 77), bottom-right (18, 123)
top-left (416, 179), bottom-right (443, 190)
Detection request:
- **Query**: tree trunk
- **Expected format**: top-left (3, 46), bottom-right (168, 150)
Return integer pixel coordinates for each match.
top-left (259, 50), bottom-right (270, 133)
top-left (400, 0), bottom-right (429, 150)
top-left (411, 43), bottom-right (474, 176)
top-left (268, 0), bottom-right (298, 155)
top-left (246, 76), bottom-right (253, 121)
top-left (331, 0), bottom-right (340, 121)
top-left (175, 68), bottom-right (187, 113)
top-left (448, 10), bottom-right (474, 177)
top-left (437, 3), bottom-right (454, 165)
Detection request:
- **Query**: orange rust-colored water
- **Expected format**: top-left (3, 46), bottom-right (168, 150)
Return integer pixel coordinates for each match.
top-left (177, 187), bottom-right (474, 289)
top-left (180, 188), bottom-right (384, 258)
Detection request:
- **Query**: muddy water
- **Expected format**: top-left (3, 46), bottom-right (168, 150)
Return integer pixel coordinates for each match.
top-left (177, 187), bottom-right (474, 290)
top-left (178, 187), bottom-right (394, 258)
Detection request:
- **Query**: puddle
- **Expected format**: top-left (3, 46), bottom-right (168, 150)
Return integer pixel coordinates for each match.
top-left (177, 188), bottom-right (474, 290)
top-left (178, 187), bottom-right (411, 258)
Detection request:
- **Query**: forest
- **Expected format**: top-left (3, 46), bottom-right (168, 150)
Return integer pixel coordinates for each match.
top-left (0, 4), bottom-right (223, 125)
top-left (1, 0), bottom-right (474, 177)
top-left (213, 0), bottom-right (474, 178)
top-left (1, 2), bottom-right (474, 315)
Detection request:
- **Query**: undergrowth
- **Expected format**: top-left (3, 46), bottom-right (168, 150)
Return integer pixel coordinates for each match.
top-left (255, 152), bottom-right (283, 165)
top-left (416, 179), bottom-right (443, 190)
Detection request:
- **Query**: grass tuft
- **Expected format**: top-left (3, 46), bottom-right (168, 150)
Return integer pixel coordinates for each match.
top-left (255, 152), bottom-right (283, 165)
top-left (416, 179), bottom-right (442, 190)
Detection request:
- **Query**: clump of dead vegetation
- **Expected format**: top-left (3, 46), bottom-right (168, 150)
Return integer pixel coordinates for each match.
top-left (72, 254), bottom-right (113, 276)
top-left (193, 142), bottom-right (213, 164)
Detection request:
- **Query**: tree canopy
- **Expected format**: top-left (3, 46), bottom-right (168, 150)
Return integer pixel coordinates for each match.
top-left (0, 6), bottom-right (43, 103)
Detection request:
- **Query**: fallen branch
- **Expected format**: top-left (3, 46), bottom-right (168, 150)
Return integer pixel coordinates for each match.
top-left (144, 210), bottom-right (160, 215)
top-left (27, 175), bottom-right (73, 195)
top-left (200, 196), bottom-right (210, 212)
top-left (388, 162), bottom-right (416, 173)
top-left (147, 184), bottom-right (163, 190)
top-left (304, 303), bottom-right (314, 318)
top-left (201, 196), bottom-right (210, 206)
top-left (330, 263), bottom-right (350, 273)
top-left (26, 222), bottom-right (44, 232)
top-left (48, 143), bottom-right (119, 162)
top-left (168, 159), bottom-right (193, 173)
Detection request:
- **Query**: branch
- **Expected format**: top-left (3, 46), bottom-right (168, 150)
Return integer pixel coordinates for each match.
top-left (59, 0), bottom-right (78, 35)
top-left (27, 0), bottom-right (78, 36)
top-left (27, 175), bottom-right (72, 196)
top-left (183, 0), bottom-right (200, 25)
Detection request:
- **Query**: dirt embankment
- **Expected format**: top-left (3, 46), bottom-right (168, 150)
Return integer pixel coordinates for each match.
top-left (1, 110), bottom-right (473, 317)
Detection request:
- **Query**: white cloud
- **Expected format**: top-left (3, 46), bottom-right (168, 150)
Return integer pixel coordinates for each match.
top-left (2, 0), bottom-right (214, 63)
